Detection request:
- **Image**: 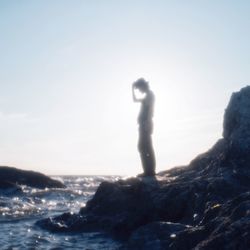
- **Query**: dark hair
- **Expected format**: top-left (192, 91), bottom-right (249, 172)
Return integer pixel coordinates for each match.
top-left (134, 78), bottom-right (149, 90)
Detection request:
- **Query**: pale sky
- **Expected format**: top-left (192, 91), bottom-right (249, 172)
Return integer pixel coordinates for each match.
top-left (0, 0), bottom-right (250, 175)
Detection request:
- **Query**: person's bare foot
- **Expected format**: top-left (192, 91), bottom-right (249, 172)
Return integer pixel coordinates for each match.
top-left (137, 172), bottom-right (155, 177)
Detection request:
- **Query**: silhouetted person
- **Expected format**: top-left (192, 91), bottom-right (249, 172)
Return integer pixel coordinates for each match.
top-left (132, 78), bottom-right (156, 176)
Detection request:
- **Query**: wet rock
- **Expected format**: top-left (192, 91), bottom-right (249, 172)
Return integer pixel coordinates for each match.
top-left (0, 166), bottom-right (65, 189)
top-left (171, 192), bottom-right (250, 250)
top-left (127, 221), bottom-right (190, 250)
top-left (0, 180), bottom-right (22, 195)
top-left (37, 86), bottom-right (250, 249)
top-left (37, 178), bottom-right (157, 238)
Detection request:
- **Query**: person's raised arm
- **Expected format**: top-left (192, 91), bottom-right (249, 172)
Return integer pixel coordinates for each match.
top-left (132, 83), bottom-right (141, 102)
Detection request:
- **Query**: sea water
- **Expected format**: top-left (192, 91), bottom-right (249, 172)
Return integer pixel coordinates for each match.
top-left (0, 176), bottom-right (123, 250)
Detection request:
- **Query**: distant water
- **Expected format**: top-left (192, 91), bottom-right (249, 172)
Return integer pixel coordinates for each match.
top-left (0, 176), bottom-right (123, 250)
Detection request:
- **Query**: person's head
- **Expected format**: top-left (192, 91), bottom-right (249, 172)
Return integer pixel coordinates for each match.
top-left (133, 78), bottom-right (149, 93)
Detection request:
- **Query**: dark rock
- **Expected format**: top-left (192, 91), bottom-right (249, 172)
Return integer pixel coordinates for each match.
top-left (127, 221), bottom-right (190, 250)
top-left (223, 86), bottom-right (250, 154)
top-left (171, 192), bottom-right (250, 250)
top-left (0, 180), bottom-right (22, 195)
top-left (0, 166), bottom-right (65, 189)
top-left (0, 180), bottom-right (20, 189)
top-left (37, 178), bottom-right (157, 239)
top-left (37, 86), bottom-right (250, 249)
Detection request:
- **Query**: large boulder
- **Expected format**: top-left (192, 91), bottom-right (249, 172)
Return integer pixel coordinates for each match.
top-left (223, 86), bottom-right (250, 154)
top-left (37, 86), bottom-right (250, 249)
top-left (0, 166), bottom-right (65, 189)
top-left (37, 177), bottom-right (157, 237)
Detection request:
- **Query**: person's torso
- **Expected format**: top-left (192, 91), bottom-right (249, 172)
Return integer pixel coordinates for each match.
top-left (138, 90), bottom-right (155, 125)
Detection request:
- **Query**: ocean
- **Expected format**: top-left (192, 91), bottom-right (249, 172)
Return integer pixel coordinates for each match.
top-left (0, 176), bottom-right (123, 250)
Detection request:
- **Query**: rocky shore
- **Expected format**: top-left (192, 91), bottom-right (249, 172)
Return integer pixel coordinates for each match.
top-left (0, 166), bottom-right (65, 191)
top-left (37, 86), bottom-right (250, 249)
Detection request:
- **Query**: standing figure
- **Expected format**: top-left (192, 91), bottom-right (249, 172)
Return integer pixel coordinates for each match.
top-left (132, 78), bottom-right (156, 176)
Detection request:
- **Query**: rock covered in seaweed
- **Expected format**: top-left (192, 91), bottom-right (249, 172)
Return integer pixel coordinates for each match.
top-left (37, 86), bottom-right (250, 250)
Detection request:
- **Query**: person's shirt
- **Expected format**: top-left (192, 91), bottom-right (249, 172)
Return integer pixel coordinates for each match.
top-left (138, 90), bottom-right (155, 126)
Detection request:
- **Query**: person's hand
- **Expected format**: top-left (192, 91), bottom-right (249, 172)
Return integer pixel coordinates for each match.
top-left (132, 82), bottom-right (141, 102)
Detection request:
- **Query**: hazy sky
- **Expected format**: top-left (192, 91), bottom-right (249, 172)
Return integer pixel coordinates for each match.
top-left (0, 1), bottom-right (250, 175)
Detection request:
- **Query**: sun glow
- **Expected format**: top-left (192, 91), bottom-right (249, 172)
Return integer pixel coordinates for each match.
top-left (0, 0), bottom-right (239, 175)
top-left (124, 65), bottom-right (223, 173)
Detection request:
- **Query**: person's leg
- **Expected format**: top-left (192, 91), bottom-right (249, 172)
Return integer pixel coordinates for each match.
top-left (138, 133), bottom-right (147, 174)
top-left (143, 135), bottom-right (156, 176)
top-left (138, 132), bottom-right (156, 176)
